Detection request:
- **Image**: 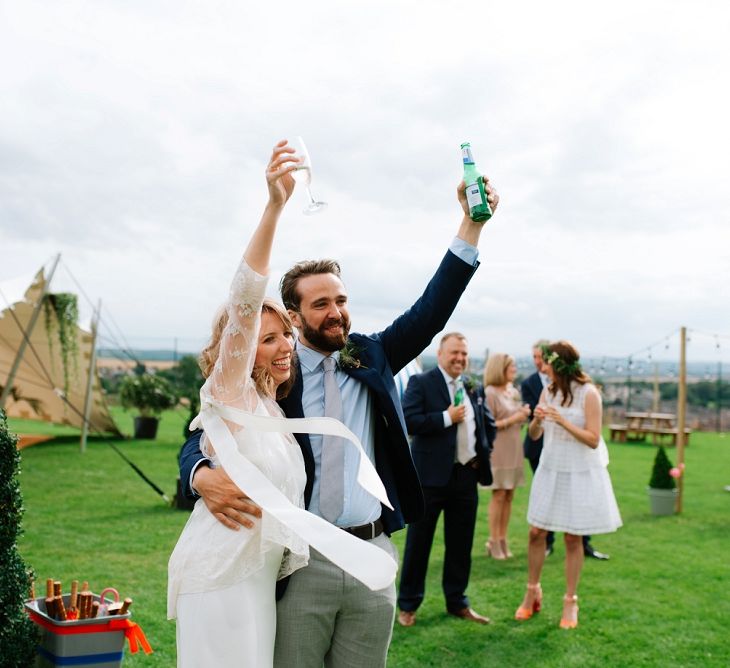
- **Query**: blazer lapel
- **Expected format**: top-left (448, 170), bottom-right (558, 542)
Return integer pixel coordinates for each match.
top-left (436, 369), bottom-right (451, 407)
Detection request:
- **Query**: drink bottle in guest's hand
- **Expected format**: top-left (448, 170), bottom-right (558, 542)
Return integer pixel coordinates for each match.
top-left (454, 379), bottom-right (465, 406)
top-left (461, 142), bottom-right (492, 222)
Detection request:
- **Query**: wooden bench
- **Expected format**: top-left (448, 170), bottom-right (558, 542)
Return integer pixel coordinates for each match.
top-left (607, 425), bottom-right (691, 446)
top-left (609, 424), bottom-right (628, 442)
top-left (652, 428), bottom-right (692, 446)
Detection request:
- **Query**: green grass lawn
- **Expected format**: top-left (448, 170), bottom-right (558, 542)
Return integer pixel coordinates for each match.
top-left (12, 409), bottom-right (730, 667)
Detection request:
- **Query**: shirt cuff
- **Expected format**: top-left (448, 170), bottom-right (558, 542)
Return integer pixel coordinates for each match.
top-left (189, 457), bottom-right (213, 497)
top-left (449, 236), bottom-right (479, 267)
top-left (443, 410), bottom-right (453, 428)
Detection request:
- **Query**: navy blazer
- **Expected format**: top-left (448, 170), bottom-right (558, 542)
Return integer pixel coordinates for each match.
top-left (179, 248), bottom-right (479, 535)
top-left (521, 371), bottom-right (545, 460)
top-left (403, 367), bottom-right (495, 488)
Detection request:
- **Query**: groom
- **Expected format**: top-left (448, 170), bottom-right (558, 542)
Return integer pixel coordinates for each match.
top-left (179, 178), bottom-right (499, 667)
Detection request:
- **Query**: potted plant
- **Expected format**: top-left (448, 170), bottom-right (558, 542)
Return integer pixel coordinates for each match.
top-left (119, 373), bottom-right (177, 439)
top-left (647, 446), bottom-right (678, 516)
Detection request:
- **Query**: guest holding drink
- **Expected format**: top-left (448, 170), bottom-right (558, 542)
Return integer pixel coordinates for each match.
top-left (483, 353), bottom-right (530, 560)
top-left (514, 341), bottom-right (622, 629)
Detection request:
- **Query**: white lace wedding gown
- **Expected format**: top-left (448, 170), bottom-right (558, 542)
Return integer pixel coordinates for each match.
top-left (168, 259), bottom-right (398, 668)
top-left (168, 261), bottom-right (308, 667)
top-left (527, 382), bottom-right (622, 535)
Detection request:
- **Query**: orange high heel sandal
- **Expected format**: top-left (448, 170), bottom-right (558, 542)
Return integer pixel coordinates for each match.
top-left (559, 594), bottom-right (579, 629)
top-left (514, 583), bottom-right (542, 621)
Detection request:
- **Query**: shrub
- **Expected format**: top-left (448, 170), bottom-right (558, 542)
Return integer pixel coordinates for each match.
top-left (119, 373), bottom-right (177, 417)
top-left (648, 446), bottom-right (676, 490)
top-left (0, 410), bottom-right (38, 667)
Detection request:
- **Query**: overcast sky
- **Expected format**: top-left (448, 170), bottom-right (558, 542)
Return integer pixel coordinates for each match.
top-left (2, 0), bottom-right (729, 367)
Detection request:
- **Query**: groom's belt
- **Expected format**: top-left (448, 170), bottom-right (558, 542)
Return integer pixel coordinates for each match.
top-left (341, 518), bottom-right (384, 541)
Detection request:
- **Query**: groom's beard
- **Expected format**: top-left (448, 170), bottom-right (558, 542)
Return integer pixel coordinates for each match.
top-left (299, 314), bottom-right (351, 353)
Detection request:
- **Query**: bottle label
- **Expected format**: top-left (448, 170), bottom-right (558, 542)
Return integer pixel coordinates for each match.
top-left (466, 181), bottom-right (484, 209)
top-left (454, 386), bottom-right (464, 406)
top-left (462, 147), bottom-right (474, 164)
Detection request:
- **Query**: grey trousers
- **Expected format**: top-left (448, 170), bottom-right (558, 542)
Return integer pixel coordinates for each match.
top-left (274, 533), bottom-right (398, 668)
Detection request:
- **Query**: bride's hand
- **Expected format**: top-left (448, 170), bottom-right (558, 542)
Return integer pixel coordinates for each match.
top-left (266, 140), bottom-right (297, 208)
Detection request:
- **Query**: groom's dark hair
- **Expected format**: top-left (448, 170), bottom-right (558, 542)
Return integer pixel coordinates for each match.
top-left (280, 259), bottom-right (342, 312)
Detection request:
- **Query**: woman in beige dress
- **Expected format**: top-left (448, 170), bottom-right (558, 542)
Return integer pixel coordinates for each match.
top-left (483, 353), bottom-right (530, 559)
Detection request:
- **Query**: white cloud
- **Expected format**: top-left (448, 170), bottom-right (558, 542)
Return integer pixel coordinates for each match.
top-left (1, 0), bottom-right (729, 365)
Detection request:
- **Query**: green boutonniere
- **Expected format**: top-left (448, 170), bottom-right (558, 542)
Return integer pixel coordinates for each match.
top-left (462, 375), bottom-right (478, 393)
top-left (339, 340), bottom-right (366, 369)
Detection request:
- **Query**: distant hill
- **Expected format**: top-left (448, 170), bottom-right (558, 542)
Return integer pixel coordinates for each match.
top-left (97, 348), bottom-right (198, 362)
top-left (97, 349), bottom-right (723, 381)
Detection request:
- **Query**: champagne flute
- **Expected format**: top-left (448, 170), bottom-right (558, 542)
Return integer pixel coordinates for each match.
top-left (291, 136), bottom-right (327, 215)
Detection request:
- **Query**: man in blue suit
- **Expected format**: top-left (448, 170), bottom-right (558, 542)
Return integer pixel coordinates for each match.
top-left (178, 179), bottom-right (499, 667)
top-left (396, 332), bottom-right (495, 627)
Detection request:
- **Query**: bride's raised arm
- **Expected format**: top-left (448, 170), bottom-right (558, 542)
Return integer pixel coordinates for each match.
top-left (203, 140), bottom-right (298, 411)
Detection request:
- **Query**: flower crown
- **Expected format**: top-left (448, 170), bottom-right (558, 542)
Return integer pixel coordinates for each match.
top-left (541, 345), bottom-right (582, 376)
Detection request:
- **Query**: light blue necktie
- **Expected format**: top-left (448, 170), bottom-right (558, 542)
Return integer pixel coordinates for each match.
top-left (319, 356), bottom-right (344, 522)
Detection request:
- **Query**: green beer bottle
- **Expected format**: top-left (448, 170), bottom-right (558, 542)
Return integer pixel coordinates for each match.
top-left (454, 379), bottom-right (465, 406)
top-left (461, 142), bottom-right (492, 223)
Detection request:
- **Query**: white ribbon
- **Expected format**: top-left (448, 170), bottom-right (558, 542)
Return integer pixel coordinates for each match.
top-left (192, 397), bottom-right (397, 591)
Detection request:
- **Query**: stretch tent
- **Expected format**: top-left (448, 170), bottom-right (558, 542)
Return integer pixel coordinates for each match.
top-left (0, 266), bottom-right (120, 435)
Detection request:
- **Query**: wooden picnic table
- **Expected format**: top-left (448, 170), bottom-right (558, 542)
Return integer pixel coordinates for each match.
top-left (609, 412), bottom-right (691, 446)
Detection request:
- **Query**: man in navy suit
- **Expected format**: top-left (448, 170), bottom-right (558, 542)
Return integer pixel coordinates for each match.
top-left (178, 179), bottom-right (499, 667)
top-left (522, 341), bottom-right (609, 561)
top-left (396, 333), bottom-right (495, 627)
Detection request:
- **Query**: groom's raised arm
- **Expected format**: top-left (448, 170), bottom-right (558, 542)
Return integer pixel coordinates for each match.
top-left (378, 178), bottom-right (499, 373)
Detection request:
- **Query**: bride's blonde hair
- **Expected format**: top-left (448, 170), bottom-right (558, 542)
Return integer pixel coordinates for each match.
top-left (199, 299), bottom-right (297, 400)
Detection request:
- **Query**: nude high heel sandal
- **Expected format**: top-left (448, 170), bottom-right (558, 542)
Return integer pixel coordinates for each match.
top-left (559, 594), bottom-right (579, 629)
top-left (500, 538), bottom-right (513, 558)
top-left (514, 583), bottom-right (542, 621)
top-left (486, 539), bottom-right (506, 560)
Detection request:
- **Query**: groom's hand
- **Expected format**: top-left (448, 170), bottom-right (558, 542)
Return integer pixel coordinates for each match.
top-left (192, 466), bottom-right (262, 531)
top-left (456, 177), bottom-right (499, 247)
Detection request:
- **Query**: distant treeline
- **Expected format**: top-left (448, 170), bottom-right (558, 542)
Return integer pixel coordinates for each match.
top-left (98, 348), bottom-right (197, 361)
top-left (615, 380), bottom-right (730, 408)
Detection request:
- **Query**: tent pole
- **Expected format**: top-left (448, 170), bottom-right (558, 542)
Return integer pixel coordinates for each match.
top-left (80, 300), bottom-right (101, 453)
top-left (0, 254), bottom-right (61, 410)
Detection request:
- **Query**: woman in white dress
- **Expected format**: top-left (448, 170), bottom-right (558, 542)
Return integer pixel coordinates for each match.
top-left (168, 140), bottom-right (396, 666)
top-left (514, 341), bottom-right (621, 629)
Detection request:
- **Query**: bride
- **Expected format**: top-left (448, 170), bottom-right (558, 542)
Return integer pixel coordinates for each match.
top-left (168, 140), bottom-right (395, 667)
